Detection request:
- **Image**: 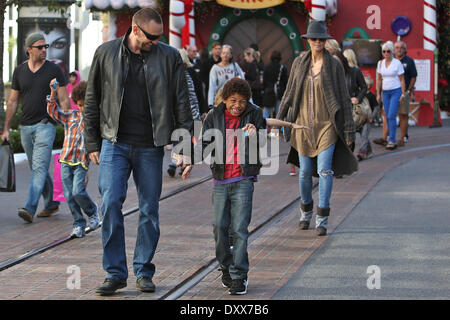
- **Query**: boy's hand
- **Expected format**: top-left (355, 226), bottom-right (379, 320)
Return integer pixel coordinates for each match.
top-left (242, 123), bottom-right (257, 136)
top-left (49, 78), bottom-right (59, 100)
top-left (89, 151), bottom-right (100, 165)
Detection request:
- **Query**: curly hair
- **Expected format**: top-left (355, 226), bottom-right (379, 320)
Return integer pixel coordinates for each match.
top-left (71, 81), bottom-right (87, 104)
top-left (221, 78), bottom-right (251, 102)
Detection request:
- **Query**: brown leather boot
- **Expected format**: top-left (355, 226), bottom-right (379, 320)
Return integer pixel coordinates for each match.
top-left (37, 207), bottom-right (59, 218)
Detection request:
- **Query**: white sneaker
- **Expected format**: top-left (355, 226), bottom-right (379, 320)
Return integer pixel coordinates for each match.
top-left (71, 226), bottom-right (85, 238)
top-left (88, 204), bottom-right (101, 230)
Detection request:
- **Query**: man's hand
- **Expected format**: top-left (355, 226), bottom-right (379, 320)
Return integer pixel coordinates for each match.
top-left (89, 151), bottom-right (100, 165)
top-left (1, 131), bottom-right (9, 142)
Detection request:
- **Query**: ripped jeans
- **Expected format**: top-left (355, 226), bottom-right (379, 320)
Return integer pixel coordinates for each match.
top-left (298, 143), bottom-right (335, 228)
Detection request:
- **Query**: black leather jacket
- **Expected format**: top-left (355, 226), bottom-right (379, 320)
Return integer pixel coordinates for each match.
top-left (196, 102), bottom-right (266, 180)
top-left (84, 28), bottom-right (193, 153)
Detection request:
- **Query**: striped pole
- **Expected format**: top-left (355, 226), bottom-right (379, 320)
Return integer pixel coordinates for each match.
top-left (423, 0), bottom-right (437, 50)
top-left (310, 0), bottom-right (327, 21)
top-left (169, 0), bottom-right (185, 49)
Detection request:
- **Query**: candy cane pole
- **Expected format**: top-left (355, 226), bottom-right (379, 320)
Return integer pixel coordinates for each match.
top-left (310, 0), bottom-right (327, 21)
top-left (423, 0), bottom-right (437, 50)
top-left (170, 0), bottom-right (185, 49)
top-left (188, 6), bottom-right (195, 46)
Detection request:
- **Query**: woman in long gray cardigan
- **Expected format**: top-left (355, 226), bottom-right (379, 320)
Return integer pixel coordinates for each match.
top-left (276, 21), bottom-right (358, 236)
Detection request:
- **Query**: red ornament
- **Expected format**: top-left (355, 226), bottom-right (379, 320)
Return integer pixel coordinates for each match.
top-left (304, 0), bottom-right (312, 13)
top-left (353, 31), bottom-right (361, 38)
top-left (181, 0), bottom-right (195, 48)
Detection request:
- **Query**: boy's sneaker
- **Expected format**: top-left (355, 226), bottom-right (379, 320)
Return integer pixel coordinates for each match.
top-left (70, 226), bottom-right (85, 238)
top-left (289, 169), bottom-right (297, 176)
top-left (229, 278), bottom-right (248, 295)
top-left (221, 268), bottom-right (232, 288)
top-left (89, 204), bottom-right (101, 230)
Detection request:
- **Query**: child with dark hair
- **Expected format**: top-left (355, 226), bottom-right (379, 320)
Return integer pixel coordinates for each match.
top-left (47, 79), bottom-right (100, 238)
top-left (183, 78), bottom-right (304, 295)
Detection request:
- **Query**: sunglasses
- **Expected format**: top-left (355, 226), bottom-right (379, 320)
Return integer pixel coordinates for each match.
top-left (136, 23), bottom-right (161, 41)
top-left (382, 50), bottom-right (391, 53)
top-left (31, 44), bottom-right (49, 50)
top-left (309, 38), bottom-right (326, 42)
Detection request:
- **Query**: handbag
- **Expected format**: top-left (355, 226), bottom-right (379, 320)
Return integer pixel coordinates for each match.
top-left (53, 153), bottom-right (66, 201)
top-left (0, 141), bottom-right (16, 192)
top-left (353, 97), bottom-right (372, 131)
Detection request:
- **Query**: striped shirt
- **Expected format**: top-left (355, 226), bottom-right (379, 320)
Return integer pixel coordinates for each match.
top-left (46, 96), bottom-right (88, 169)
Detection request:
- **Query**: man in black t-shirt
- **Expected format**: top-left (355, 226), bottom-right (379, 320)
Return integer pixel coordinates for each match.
top-left (2, 32), bottom-right (70, 223)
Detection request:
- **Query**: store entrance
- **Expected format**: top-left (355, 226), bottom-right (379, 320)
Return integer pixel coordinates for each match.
top-left (223, 17), bottom-right (294, 69)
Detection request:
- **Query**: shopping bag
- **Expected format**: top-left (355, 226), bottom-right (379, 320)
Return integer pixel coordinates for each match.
top-left (0, 141), bottom-right (16, 192)
top-left (53, 153), bottom-right (66, 201)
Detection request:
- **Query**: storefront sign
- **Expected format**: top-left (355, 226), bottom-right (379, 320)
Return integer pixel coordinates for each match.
top-left (217, 0), bottom-right (285, 10)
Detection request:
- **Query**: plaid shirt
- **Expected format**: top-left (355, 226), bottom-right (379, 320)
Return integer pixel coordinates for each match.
top-left (47, 96), bottom-right (88, 169)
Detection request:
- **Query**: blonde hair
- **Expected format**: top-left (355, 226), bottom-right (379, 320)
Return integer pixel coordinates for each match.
top-left (381, 41), bottom-right (394, 53)
top-left (325, 39), bottom-right (340, 54)
top-left (343, 49), bottom-right (358, 67)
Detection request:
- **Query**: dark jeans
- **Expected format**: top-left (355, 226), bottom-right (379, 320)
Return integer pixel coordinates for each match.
top-left (60, 163), bottom-right (96, 228)
top-left (213, 179), bottom-right (254, 280)
top-left (98, 139), bottom-right (164, 282)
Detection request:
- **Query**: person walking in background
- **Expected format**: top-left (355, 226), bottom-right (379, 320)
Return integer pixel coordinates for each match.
top-left (357, 76), bottom-right (379, 161)
top-left (1, 32), bottom-right (70, 223)
top-left (394, 41), bottom-right (417, 146)
top-left (84, 8), bottom-right (193, 296)
top-left (208, 44), bottom-right (245, 107)
top-left (240, 48), bottom-right (261, 106)
top-left (373, 41), bottom-right (406, 150)
top-left (167, 48), bottom-right (202, 178)
top-left (325, 39), bottom-right (341, 56)
top-left (262, 50), bottom-right (288, 121)
top-left (277, 21), bottom-right (357, 236)
top-left (66, 70), bottom-right (81, 110)
top-left (186, 44), bottom-right (198, 64)
top-left (195, 47), bottom-right (211, 115)
top-left (332, 50), bottom-right (367, 153)
top-left (47, 79), bottom-right (100, 238)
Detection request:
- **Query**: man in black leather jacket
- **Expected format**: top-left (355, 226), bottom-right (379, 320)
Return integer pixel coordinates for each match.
top-left (84, 8), bottom-right (193, 296)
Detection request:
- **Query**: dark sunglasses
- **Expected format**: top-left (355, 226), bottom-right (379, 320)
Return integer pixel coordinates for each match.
top-left (310, 38), bottom-right (326, 42)
top-left (31, 44), bottom-right (49, 50)
top-left (136, 23), bottom-right (161, 41)
top-left (382, 50), bottom-right (391, 53)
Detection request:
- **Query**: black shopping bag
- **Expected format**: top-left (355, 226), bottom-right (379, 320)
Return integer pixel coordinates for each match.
top-left (0, 141), bottom-right (16, 192)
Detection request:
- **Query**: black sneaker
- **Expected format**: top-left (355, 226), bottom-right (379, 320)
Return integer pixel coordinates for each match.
top-left (229, 278), bottom-right (248, 295)
top-left (316, 227), bottom-right (327, 236)
top-left (167, 165), bottom-right (176, 177)
top-left (95, 278), bottom-right (127, 296)
top-left (299, 221), bottom-right (310, 230)
top-left (221, 268), bottom-right (232, 288)
top-left (136, 277), bottom-right (156, 293)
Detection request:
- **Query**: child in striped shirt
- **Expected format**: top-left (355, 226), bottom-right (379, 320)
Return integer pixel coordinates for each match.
top-left (47, 79), bottom-right (100, 238)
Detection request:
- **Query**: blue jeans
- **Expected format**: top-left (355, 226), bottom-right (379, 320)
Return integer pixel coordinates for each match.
top-left (60, 163), bottom-right (96, 228)
top-left (99, 139), bottom-right (164, 282)
top-left (20, 120), bottom-right (59, 215)
top-left (263, 99), bottom-right (281, 119)
top-left (298, 143), bottom-right (335, 228)
top-left (382, 87), bottom-right (402, 143)
top-left (213, 179), bottom-right (254, 279)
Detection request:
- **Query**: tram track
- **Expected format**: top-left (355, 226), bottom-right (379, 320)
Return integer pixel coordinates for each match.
top-left (0, 150), bottom-right (288, 273)
top-left (1, 142), bottom-right (449, 298)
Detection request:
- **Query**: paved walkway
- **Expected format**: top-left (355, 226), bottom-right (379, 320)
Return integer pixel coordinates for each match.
top-left (0, 121), bottom-right (449, 300)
